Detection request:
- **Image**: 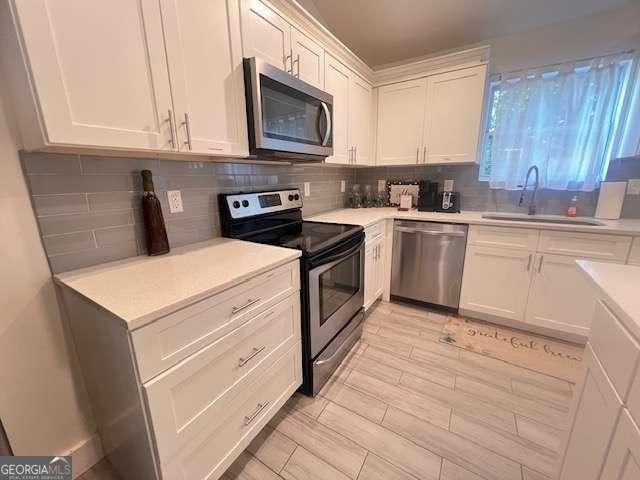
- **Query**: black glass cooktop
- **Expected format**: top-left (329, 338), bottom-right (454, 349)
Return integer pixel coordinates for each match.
top-left (245, 221), bottom-right (362, 257)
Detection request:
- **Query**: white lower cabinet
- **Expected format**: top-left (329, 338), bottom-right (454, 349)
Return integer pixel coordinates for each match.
top-left (459, 245), bottom-right (533, 321)
top-left (601, 410), bottom-right (640, 480)
top-left (558, 345), bottom-right (622, 480)
top-left (524, 254), bottom-right (597, 337)
top-left (460, 226), bottom-right (633, 339)
top-left (364, 223), bottom-right (385, 309)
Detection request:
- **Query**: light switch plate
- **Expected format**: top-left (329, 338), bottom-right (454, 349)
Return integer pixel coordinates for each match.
top-left (167, 190), bottom-right (183, 213)
top-left (340, 180), bottom-right (346, 193)
top-left (378, 180), bottom-right (386, 192)
top-left (627, 179), bottom-right (640, 195)
top-left (304, 182), bottom-right (311, 197)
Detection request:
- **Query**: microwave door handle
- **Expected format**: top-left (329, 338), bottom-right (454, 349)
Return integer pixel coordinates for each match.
top-left (320, 102), bottom-right (331, 146)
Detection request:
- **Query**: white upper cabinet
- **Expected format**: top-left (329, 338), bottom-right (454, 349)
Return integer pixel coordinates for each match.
top-left (324, 53), bottom-right (351, 164)
top-left (375, 64), bottom-right (487, 166)
top-left (423, 65), bottom-right (487, 164)
top-left (291, 27), bottom-right (324, 88)
top-left (349, 74), bottom-right (373, 165)
top-left (240, 0), bottom-right (292, 71)
top-left (161, 0), bottom-right (248, 156)
top-left (8, 0), bottom-right (174, 150)
top-left (376, 79), bottom-right (427, 165)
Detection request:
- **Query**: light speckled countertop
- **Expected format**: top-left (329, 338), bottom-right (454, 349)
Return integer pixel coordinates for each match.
top-left (308, 207), bottom-right (640, 236)
top-left (55, 238), bottom-right (301, 330)
top-left (578, 261), bottom-right (640, 339)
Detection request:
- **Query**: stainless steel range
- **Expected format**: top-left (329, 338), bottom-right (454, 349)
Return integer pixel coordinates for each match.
top-left (219, 189), bottom-right (364, 395)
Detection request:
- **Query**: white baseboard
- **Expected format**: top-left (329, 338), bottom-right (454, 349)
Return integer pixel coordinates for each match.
top-left (63, 433), bottom-right (104, 479)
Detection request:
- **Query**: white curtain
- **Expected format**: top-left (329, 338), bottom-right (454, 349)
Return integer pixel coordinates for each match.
top-left (486, 56), bottom-right (630, 191)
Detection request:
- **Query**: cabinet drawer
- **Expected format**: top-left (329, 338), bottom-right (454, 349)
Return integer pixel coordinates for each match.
top-left (629, 237), bottom-right (640, 265)
top-left (538, 231), bottom-right (631, 261)
top-left (468, 225), bottom-right (539, 250)
top-left (590, 300), bottom-right (640, 400)
top-left (365, 221), bottom-right (384, 241)
top-left (144, 294), bottom-right (300, 462)
top-left (161, 342), bottom-right (302, 480)
top-left (600, 410), bottom-right (640, 480)
top-left (132, 260), bottom-right (299, 381)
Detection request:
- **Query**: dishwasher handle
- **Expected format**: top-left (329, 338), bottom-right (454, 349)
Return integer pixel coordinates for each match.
top-left (394, 226), bottom-right (466, 237)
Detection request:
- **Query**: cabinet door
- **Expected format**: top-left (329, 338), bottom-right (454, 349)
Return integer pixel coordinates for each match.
top-left (601, 410), bottom-right (640, 480)
top-left (374, 237), bottom-right (386, 299)
top-left (524, 254), bottom-right (596, 338)
top-left (376, 79), bottom-right (427, 165)
top-left (459, 245), bottom-right (533, 321)
top-left (161, 0), bottom-right (248, 156)
top-left (559, 345), bottom-right (622, 480)
top-left (12, 0), bottom-right (174, 150)
top-left (423, 65), bottom-right (487, 164)
top-left (349, 74), bottom-right (373, 165)
top-left (364, 241), bottom-right (376, 309)
top-left (241, 0), bottom-right (291, 71)
top-left (291, 27), bottom-right (324, 88)
top-left (324, 53), bottom-right (351, 165)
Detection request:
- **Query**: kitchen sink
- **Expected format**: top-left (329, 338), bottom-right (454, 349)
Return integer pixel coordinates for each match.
top-left (481, 213), bottom-right (605, 226)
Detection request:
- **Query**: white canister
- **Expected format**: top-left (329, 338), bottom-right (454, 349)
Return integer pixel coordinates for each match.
top-left (595, 181), bottom-right (627, 219)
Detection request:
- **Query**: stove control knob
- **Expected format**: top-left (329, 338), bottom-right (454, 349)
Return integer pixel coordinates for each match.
top-left (288, 194), bottom-right (294, 201)
top-left (232, 201), bottom-right (240, 209)
top-left (242, 200), bottom-right (249, 208)
top-left (294, 194), bottom-right (300, 201)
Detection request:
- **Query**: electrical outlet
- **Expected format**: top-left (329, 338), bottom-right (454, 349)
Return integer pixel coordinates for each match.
top-left (304, 182), bottom-right (311, 197)
top-left (627, 179), bottom-right (640, 195)
top-left (167, 190), bottom-right (183, 213)
top-left (340, 180), bottom-right (346, 193)
top-left (378, 179), bottom-right (386, 192)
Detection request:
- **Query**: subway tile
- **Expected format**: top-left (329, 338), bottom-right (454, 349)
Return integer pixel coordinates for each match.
top-left (32, 194), bottom-right (88, 216)
top-left (42, 231), bottom-right (95, 256)
top-left (48, 241), bottom-right (139, 273)
top-left (87, 192), bottom-right (141, 212)
top-left (158, 159), bottom-right (214, 175)
top-left (94, 224), bottom-right (141, 247)
top-left (21, 151), bottom-right (81, 174)
top-left (38, 211), bottom-right (133, 236)
top-left (28, 173), bottom-right (138, 194)
top-left (80, 155), bottom-right (158, 174)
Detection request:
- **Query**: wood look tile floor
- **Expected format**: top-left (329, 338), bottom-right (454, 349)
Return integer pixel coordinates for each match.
top-left (80, 301), bottom-right (579, 480)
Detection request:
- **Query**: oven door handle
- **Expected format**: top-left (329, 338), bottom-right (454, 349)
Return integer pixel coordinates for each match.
top-left (309, 237), bottom-right (363, 269)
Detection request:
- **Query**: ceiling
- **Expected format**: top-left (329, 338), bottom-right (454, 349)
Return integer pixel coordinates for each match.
top-left (302, 0), bottom-right (634, 67)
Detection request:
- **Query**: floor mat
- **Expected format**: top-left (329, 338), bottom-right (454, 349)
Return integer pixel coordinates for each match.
top-left (441, 316), bottom-right (584, 383)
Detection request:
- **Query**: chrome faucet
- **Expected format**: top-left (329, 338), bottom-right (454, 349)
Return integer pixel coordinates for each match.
top-left (518, 165), bottom-right (539, 215)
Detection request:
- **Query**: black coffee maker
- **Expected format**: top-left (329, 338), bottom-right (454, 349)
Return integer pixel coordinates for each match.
top-left (418, 181), bottom-right (439, 211)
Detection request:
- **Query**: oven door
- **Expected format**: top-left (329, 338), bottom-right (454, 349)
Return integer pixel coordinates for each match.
top-left (244, 57), bottom-right (333, 157)
top-left (308, 234), bottom-right (364, 358)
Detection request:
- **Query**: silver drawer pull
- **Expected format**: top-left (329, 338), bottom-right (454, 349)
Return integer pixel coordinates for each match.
top-left (231, 297), bottom-right (261, 315)
top-left (238, 346), bottom-right (266, 367)
top-left (244, 401), bottom-right (269, 426)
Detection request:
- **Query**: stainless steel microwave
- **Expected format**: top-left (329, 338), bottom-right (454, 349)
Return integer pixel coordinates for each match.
top-left (243, 57), bottom-right (333, 160)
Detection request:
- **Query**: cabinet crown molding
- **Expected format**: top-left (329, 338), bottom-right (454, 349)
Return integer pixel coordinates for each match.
top-left (373, 45), bottom-right (491, 86)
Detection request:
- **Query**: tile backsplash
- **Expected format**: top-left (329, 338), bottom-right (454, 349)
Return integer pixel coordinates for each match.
top-left (354, 157), bottom-right (640, 218)
top-left (22, 152), bottom-right (354, 273)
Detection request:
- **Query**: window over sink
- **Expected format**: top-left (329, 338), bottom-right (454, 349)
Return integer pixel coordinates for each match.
top-left (480, 52), bottom-right (638, 191)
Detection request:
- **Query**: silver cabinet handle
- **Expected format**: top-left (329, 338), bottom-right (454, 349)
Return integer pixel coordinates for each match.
top-left (167, 110), bottom-right (177, 149)
top-left (283, 51), bottom-right (292, 72)
top-left (182, 112), bottom-right (192, 151)
top-left (238, 345), bottom-right (266, 367)
top-left (526, 254), bottom-right (533, 271)
top-left (423, 146), bottom-right (427, 164)
top-left (537, 255), bottom-right (544, 273)
top-left (416, 147), bottom-right (419, 164)
top-left (231, 297), bottom-right (261, 315)
top-left (244, 401), bottom-right (269, 426)
top-left (293, 53), bottom-right (300, 77)
top-left (354, 145), bottom-right (357, 164)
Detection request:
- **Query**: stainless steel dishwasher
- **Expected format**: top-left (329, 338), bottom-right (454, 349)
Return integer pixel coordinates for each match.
top-left (391, 220), bottom-right (468, 309)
